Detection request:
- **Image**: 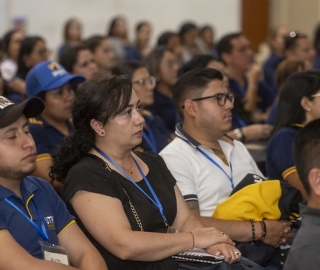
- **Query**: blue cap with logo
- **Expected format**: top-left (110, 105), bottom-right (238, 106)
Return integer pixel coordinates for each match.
top-left (26, 61), bottom-right (86, 98)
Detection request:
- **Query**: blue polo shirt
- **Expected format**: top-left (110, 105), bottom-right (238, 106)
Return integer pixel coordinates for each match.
top-left (0, 176), bottom-right (74, 259)
top-left (135, 110), bottom-right (171, 153)
top-left (262, 52), bottom-right (282, 94)
top-left (266, 125), bottom-right (303, 181)
top-left (29, 116), bottom-right (74, 163)
top-left (145, 89), bottom-right (181, 133)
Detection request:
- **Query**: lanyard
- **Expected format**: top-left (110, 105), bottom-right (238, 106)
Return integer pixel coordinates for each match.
top-left (94, 147), bottom-right (168, 227)
top-left (5, 197), bottom-right (49, 241)
top-left (142, 125), bottom-right (158, 152)
top-left (179, 138), bottom-right (234, 189)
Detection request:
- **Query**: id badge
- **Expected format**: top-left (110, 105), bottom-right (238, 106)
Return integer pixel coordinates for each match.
top-left (39, 241), bottom-right (69, 265)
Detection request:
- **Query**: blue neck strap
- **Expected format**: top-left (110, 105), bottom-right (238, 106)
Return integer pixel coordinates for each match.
top-left (179, 138), bottom-right (234, 189)
top-left (94, 146), bottom-right (168, 226)
top-left (142, 125), bottom-right (158, 152)
top-left (5, 197), bottom-right (49, 241)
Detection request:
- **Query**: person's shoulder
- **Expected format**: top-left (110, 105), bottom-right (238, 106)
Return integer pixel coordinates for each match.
top-left (160, 137), bottom-right (187, 155)
top-left (270, 126), bottom-right (300, 143)
top-left (68, 154), bottom-right (106, 175)
top-left (23, 176), bottom-right (54, 192)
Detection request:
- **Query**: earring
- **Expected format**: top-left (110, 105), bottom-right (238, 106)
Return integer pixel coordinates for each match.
top-left (100, 131), bottom-right (105, 136)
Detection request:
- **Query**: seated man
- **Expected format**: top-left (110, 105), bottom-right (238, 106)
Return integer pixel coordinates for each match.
top-left (160, 68), bottom-right (291, 259)
top-left (284, 119), bottom-right (320, 270)
top-left (0, 96), bottom-right (107, 270)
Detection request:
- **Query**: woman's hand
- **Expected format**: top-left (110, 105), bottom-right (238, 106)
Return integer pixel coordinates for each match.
top-left (206, 243), bottom-right (241, 264)
top-left (191, 227), bottom-right (234, 249)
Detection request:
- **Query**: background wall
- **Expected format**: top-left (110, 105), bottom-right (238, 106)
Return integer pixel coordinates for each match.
top-left (0, 0), bottom-right (241, 52)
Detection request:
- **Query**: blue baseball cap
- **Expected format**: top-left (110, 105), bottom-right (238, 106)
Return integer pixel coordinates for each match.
top-left (26, 61), bottom-right (86, 98)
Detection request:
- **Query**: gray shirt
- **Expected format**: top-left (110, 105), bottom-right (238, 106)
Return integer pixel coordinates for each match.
top-left (284, 202), bottom-right (320, 270)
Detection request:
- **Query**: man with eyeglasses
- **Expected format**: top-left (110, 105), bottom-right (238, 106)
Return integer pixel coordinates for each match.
top-left (160, 68), bottom-right (292, 266)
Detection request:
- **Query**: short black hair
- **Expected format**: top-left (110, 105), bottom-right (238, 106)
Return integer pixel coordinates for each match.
top-left (112, 61), bottom-right (143, 78)
top-left (173, 68), bottom-right (223, 120)
top-left (157, 31), bottom-right (176, 47)
top-left (294, 119), bottom-right (320, 196)
top-left (284, 31), bottom-right (307, 51)
top-left (216, 32), bottom-right (242, 63)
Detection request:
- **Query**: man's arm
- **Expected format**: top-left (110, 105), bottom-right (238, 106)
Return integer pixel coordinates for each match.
top-left (0, 230), bottom-right (80, 270)
top-left (58, 223), bottom-right (108, 270)
top-left (186, 200), bottom-right (292, 247)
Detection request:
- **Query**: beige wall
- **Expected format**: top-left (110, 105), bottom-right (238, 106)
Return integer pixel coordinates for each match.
top-left (270, 0), bottom-right (320, 38)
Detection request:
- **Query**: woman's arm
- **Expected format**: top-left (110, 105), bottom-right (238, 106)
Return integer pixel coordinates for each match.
top-left (70, 190), bottom-right (234, 262)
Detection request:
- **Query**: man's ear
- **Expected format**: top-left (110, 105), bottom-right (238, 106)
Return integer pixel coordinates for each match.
top-left (183, 99), bottom-right (198, 118)
top-left (301, 96), bottom-right (311, 112)
top-left (221, 52), bottom-right (232, 66)
top-left (90, 119), bottom-right (106, 137)
top-left (308, 168), bottom-right (320, 196)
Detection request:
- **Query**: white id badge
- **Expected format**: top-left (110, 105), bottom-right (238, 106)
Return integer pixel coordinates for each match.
top-left (39, 241), bottom-right (69, 265)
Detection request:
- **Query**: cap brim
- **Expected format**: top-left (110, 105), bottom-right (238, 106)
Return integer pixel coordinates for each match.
top-left (44, 74), bottom-right (86, 91)
top-left (0, 98), bottom-right (45, 128)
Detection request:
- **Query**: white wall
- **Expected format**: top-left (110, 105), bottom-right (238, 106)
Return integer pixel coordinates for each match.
top-left (0, 0), bottom-right (241, 51)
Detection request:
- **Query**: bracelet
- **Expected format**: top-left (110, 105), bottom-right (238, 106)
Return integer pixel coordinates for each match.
top-left (258, 221), bottom-right (266, 240)
top-left (262, 220), bottom-right (267, 238)
top-left (249, 220), bottom-right (255, 242)
top-left (188, 231), bottom-right (195, 249)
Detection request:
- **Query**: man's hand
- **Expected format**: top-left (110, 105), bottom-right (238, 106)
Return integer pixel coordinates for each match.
top-left (262, 220), bottom-right (292, 247)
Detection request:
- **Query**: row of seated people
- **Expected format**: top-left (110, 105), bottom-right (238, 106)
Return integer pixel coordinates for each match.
top-left (1, 59), bottom-right (320, 269)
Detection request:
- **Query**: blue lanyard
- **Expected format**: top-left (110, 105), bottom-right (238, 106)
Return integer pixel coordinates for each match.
top-left (179, 138), bottom-right (234, 189)
top-left (94, 147), bottom-right (168, 226)
top-left (5, 197), bottom-right (49, 241)
top-left (142, 125), bottom-right (158, 152)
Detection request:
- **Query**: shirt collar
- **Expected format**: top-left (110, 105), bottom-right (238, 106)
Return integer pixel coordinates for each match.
top-left (0, 177), bottom-right (39, 200)
top-left (175, 123), bottom-right (234, 148)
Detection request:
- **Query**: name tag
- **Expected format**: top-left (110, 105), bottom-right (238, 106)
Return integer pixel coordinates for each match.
top-left (39, 241), bottom-right (69, 265)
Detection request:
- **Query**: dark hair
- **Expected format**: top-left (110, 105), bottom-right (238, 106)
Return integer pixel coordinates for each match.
top-left (59, 44), bottom-right (90, 72)
top-left (136, 21), bottom-right (149, 33)
top-left (17, 36), bottom-right (45, 76)
top-left (2, 30), bottom-right (20, 55)
top-left (273, 70), bottom-right (320, 134)
top-left (84, 35), bottom-right (106, 53)
top-left (143, 46), bottom-right (173, 77)
top-left (314, 23), bottom-right (320, 54)
top-left (200, 25), bottom-right (214, 36)
top-left (173, 68), bottom-right (223, 120)
top-left (107, 16), bottom-right (125, 37)
top-left (294, 119), bottom-right (320, 196)
top-left (112, 61), bottom-right (143, 78)
top-left (284, 31), bottom-right (307, 51)
top-left (178, 54), bottom-right (217, 77)
top-left (63, 18), bottom-right (81, 44)
top-left (179, 22), bottom-right (197, 41)
top-left (50, 75), bottom-right (132, 182)
top-left (157, 31), bottom-right (177, 47)
top-left (216, 32), bottom-right (242, 63)
top-left (275, 59), bottom-right (306, 89)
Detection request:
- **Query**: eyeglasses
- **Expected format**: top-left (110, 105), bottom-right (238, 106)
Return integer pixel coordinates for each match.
top-left (132, 76), bottom-right (156, 87)
top-left (311, 93), bottom-right (320, 98)
top-left (288, 31), bottom-right (306, 39)
top-left (182, 93), bottom-right (234, 108)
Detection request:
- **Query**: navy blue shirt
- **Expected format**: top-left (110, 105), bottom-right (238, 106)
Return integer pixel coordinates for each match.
top-left (0, 176), bottom-right (74, 259)
top-left (262, 52), bottom-right (282, 95)
top-left (266, 125), bottom-right (302, 180)
top-left (145, 89), bottom-right (181, 133)
top-left (29, 116), bottom-right (74, 162)
top-left (135, 110), bottom-right (171, 153)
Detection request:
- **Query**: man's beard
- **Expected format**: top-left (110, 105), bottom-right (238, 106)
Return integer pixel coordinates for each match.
top-left (0, 164), bottom-right (36, 181)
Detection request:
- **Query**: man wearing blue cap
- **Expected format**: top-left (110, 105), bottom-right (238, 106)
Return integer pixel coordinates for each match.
top-left (26, 61), bottom-right (85, 192)
top-left (0, 95), bottom-right (107, 269)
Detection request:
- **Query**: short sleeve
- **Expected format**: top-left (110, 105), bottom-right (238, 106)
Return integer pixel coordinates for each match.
top-left (266, 129), bottom-right (296, 180)
top-left (62, 156), bottom-right (120, 203)
top-left (29, 123), bottom-right (51, 156)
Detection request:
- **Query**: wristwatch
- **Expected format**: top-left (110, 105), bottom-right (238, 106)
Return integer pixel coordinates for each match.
top-left (234, 128), bottom-right (245, 142)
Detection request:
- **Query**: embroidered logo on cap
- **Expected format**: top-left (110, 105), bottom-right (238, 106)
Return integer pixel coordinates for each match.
top-left (0, 96), bottom-right (14, 109)
top-left (48, 62), bottom-right (66, 77)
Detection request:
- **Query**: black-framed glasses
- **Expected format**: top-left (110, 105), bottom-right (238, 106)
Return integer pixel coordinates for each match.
top-left (182, 93), bottom-right (234, 108)
top-left (132, 76), bottom-right (156, 87)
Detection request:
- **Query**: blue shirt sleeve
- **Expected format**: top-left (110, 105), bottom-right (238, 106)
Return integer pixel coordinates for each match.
top-left (29, 123), bottom-right (50, 155)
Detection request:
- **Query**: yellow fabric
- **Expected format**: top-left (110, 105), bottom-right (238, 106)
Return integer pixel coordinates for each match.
top-left (28, 118), bottom-right (43, 125)
top-left (36, 153), bottom-right (51, 162)
top-left (282, 166), bottom-right (297, 180)
top-left (57, 220), bottom-right (76, 236)
top-left (213, 180), bottom-right (282, 221)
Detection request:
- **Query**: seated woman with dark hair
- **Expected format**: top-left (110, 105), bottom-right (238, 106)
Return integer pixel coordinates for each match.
top-left (50, 75), bottom-right (241, 270)
top-left (59, 44), bottom-right (99, 81)
top-left (113, 61), bottom-right (171, 153)
top-left (266, 70), bottom-right (320, 199)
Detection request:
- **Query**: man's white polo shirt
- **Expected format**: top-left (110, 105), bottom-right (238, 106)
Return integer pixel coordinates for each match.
top-left (160, 124), bottom-right (263, 217)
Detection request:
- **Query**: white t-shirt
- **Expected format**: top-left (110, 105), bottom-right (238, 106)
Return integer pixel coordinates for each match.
top-left (160, 124), bottom-right (263, 217)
